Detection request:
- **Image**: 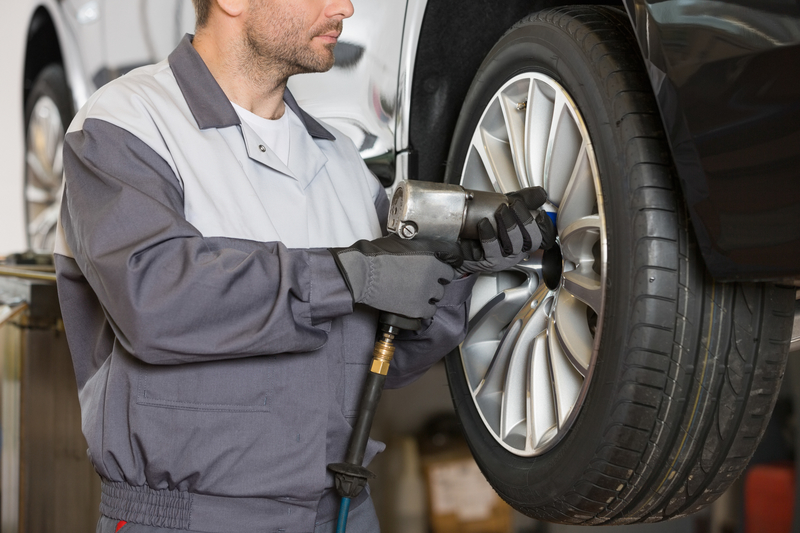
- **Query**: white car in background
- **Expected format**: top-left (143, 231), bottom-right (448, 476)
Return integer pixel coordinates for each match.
top-left (0, 0), bottom-right (194, 255)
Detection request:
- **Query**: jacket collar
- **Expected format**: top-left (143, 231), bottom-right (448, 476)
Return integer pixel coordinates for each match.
top-left (168, 34), bottom-right (335, 141)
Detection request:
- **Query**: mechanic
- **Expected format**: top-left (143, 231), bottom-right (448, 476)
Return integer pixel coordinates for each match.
top-left (53, 0), bottom-right (552, 532)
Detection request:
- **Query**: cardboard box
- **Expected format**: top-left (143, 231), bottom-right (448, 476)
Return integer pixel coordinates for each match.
top-left (422, 445), bottom-right (512, 533)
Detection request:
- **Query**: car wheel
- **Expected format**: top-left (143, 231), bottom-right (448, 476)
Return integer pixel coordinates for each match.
top-left (24, 64), bottom-right (73, 253)
top-left (444, 6), bottom-right (795, 524)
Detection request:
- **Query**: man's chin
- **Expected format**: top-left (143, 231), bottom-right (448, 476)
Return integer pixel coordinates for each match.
top-left (291, 58), bottom-right (335, 75)
top-left (316, 47), bottom-right (336, 71)
top-left (300, 51), bottom-right (336, 74)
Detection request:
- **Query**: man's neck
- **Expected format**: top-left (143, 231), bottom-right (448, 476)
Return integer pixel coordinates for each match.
top-left (192, 31), bottom-right (287, 120)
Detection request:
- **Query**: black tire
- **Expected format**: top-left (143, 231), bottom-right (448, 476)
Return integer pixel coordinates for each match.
top-left (24, 64), bottom-right (73, 252)
top-left (444, 6), bottom-right (795, 524)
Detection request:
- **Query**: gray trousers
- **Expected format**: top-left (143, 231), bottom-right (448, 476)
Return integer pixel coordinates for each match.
top-left (96, 497), bottom-right (381, 533)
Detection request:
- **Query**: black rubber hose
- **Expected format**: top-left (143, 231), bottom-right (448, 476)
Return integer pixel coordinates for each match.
top-left (345, 372), bottom-right (386, 466)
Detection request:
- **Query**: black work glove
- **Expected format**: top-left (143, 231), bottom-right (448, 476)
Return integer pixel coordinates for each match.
top-left (329, 235), bottom-right (464, 319)
top-left (457, 186), bottom-right (556, 276)
top-left (507, 187), bottom-right (556, 251)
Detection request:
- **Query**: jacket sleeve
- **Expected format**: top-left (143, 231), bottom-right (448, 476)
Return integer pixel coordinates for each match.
top-left (59, 117), bottom-right (353, 365)
top-left (384, 273), bottom-right (477, 389)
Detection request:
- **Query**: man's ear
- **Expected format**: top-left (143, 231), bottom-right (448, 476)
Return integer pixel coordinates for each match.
top-left (214, 0), bottom-right (246, 18)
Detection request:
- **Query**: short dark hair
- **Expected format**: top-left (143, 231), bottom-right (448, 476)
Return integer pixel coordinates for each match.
top-left (192, 0), bottom-right (211, 27)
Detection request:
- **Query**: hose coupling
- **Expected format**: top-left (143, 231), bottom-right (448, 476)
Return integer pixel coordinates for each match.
top-left (370, 331), bottom-right (396, 375)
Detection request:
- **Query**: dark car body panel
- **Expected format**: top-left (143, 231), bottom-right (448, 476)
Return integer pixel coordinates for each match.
top-left (623, 0), bottom-right (800, 282)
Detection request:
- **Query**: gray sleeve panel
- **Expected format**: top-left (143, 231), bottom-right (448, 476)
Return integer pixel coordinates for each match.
top-left (384, 274), bottom-right (478, 389)
top-left (61, 118), bottom-right (353, 365)
top-left (54, 252), bottom-right (115, 389)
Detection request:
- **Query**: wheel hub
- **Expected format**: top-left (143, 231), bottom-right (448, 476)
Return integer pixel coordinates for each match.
top-left (541, 243), bottom-right (563, 290)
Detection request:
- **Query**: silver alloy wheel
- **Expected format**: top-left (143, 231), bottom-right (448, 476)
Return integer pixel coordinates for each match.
top-left (26, 95), bottom-right (65, 253)
top-left (458, 72), bottom-right (607, 456)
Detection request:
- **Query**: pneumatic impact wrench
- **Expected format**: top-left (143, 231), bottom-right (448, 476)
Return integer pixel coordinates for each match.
top-left (327, 181), bottom-right (516, 532)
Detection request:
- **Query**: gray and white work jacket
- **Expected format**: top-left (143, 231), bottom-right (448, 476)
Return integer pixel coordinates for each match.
top-left (54, 36), bottom-right (475, 533)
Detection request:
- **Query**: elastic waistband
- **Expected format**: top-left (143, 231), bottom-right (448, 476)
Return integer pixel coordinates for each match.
top-left (100, 481), bottom-right (334, 532)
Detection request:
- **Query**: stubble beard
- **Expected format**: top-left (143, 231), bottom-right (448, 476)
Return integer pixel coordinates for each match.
top-left (242, 9), bottom-right (341, 87)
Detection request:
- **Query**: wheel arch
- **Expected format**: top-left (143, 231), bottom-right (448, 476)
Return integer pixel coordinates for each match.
top-left (407, 0), bottom-right (625, 185)
top-left (24, 2), bottom-right (91, 121)
top-left (24, 6), bottom-right (63, 110)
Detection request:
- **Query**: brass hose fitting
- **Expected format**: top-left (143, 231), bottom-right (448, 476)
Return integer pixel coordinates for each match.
top-left (370, 331), bottom-right (396, 375)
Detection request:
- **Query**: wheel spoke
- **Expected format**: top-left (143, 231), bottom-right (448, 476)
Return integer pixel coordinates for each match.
top-left (528, 332), bottom-right (556, 449)
top-left (548, 320), bottom-right (584, 427)
top-left (556, 142), bottom-right (596, 232)
top-left (463, 283), bottom-right (536, 390)
top-left (467, 284), bottom-right (537, 340)
top-left (559, 215), bottom-right (601, 265)
top-left (477, 323), bottom-right (517, 397)
top-left (474, 99), bottom-right (520, 193)
top-left (512, 249), bottom-right (543, 279)
top-left (30, 99), bottom-right (62, 172)
top-left (543, 96), bottom-right (583, 205)
top-left (470, 129), bottom-right (503, 194)
top-left (28, 200), bottom-right (60, 252)
top-left (525, 80), bottom-right (556, 188)
top-left (26, 150), bottom-right (53, 188)
top-left (475, 319), bottom-right (518, 435)
top-left (500, 315), bottom-right (538, 448)
top-left (52, 139), bottom-right (64, 177)
top-left (499, 80), bottom-right (531, 188)
top-left (540, 94), bottom-right (563, 193)
top-left (476, 284), bottom-right (550, 398)
top-left (462, 145), bottom-right (497, 193)
top-left (562, 270), bottom-right (602, 314)
top-left (470, 284), bottom-right (551, 447)
top-left (26, 182), bottom-right (56, 204)
top-left (468, 271), bottom-right (536, 322)
top-left (552, 290), bottom-right (593, 376)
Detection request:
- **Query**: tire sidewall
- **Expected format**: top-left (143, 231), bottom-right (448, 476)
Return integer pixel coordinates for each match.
top-left (445, 18), bottom-right (636, 504)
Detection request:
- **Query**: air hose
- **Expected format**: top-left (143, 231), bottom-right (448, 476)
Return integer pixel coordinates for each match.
top-left (336, 497), bottom-right (351, 533)
top-left (328, 313), bottom-right (421, 533)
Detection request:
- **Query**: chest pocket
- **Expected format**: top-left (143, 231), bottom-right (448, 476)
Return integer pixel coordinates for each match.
top-left (136, 357), bottom-right (271, 413)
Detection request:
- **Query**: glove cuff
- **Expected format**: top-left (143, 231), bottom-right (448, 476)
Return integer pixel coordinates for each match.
top-left (328, 248), bottom-right (358, 302)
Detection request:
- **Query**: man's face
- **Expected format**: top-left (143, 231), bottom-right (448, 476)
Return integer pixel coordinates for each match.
top-left (244, 0), bottom-right (354, 77)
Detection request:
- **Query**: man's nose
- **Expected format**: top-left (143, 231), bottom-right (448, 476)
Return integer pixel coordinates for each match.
top-left (327, 0), bottom-right (354, 20)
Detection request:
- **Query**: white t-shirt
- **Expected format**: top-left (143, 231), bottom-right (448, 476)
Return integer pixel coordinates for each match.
top-left (231, 101), bottom-right (293, 166)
